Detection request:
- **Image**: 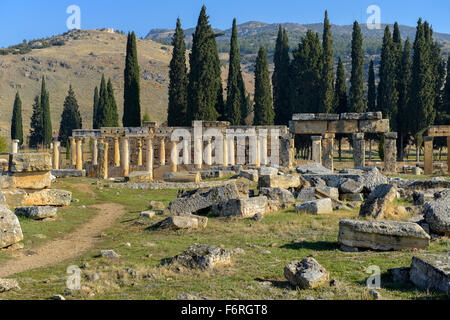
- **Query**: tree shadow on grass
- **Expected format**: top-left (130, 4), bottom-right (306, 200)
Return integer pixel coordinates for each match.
top-left (281, 240), bottom-right (339, 251)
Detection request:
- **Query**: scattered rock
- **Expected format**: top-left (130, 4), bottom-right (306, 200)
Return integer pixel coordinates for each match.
top-left (339, 179), bottom-right (364, 194)
top-left (0, 205), bottom-right (24, 249)
top-left (240, 170), bottom-right (258, 182)
top-left (0, 278), bottom-right (20, 292)
top-left (369, 289), bottom-right (382, 300)
top-left (295, 198), bottom-right (333, 214)
top-left (171, 244), bottom-right (231, 270)
top-left (140, 211), bottom-right (156, 219)
top-left (296, 163), bottom-right (332, 175)
top-left (100, 250), bottom-right (120, 259)
top-left (52, 294), bottom-right (65, 300)
top-left (387, 267), bottom-right (411, 283)
top-left (284, 257), bottom-right (330, 289)
top-left (359, 184), bottom-right (397, 220)
top-left (338, 219), bottom-right (430, 251)
top-left (15, 206), bottom-right (57, 220)
top-left (258, 174), bottom-right (302, 189)
top-left (259, 188), bottom-right (295, 204)
top-left (424, 200), bottom-right (450, 235)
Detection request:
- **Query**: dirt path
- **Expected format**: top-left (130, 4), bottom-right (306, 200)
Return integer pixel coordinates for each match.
top-left (0, 203), bottom-right (126, 278)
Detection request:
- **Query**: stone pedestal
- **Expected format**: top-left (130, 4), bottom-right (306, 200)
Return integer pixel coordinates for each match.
top-left (76, 138), bottom-right (83, 171)
top-left (424, 136), bottom-right (434, 175)
top-left (353, 133), bottom-right (365, 169)
top-left (171, 141), bottom-right (178, 173)
top-left (137, 139), bottom-right (143, 166)
top-left (160, 137), bottom-right (166, 166)
top-left (98, 141), bottom-right (108, 180)
top-left (70, 137), bottom-right (76, 166)
top-left (11, 139), bottom-right (19, 154)
top-left (311, 136), bottom-right (322, 164)
top-left (384, 132), bottom-right (398, 173)
top-left (120, 137), bottom-right (130, 177)
top-left (114, 137), bottom-right (120, 167)
top-left (52, 140), bottom-right (60, 170)
top-left (145, 137), bottom-right (153, 180)
top-left (92, 138), bottom-right (98, 166)
top-left (321, 133), bottom-right (335, 171)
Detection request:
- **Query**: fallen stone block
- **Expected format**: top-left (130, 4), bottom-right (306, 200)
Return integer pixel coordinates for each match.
top-left (0, 205), bottom-right (23, 249)
top-left (284, 257), bottom-right (330, 289)
top-left (239, 169), bottom-right (258, 182)
top-left (140, 211), bottom-right (156, 219)
top-left (258, 167), bottom-right (279, 177)
top-left (125, 171), bottom-right (153, 182)
top-left (410, 255), bottom-right (449, 294)
top-left (212, 196), bottom-right (268, 218)
top-left (169, 184), bottom-right (240, 216)
top-left (387, 267), bottom-right (411, 283)
top-left (296, 163), bottom-right (332, 175)
top-left (258, 174), bottom-right (301, 189)
top-left (340, 193), bottom-right (364, 202)
top-left (10, 171), bottom-right (52, 190)
top-left (163, 172), bottom-right (201, 183)
top-left (339, 178), bottom-right (364, 194)
top-left (295, 198), bottom-right (333, 214)
top-left (3, 189), bottom-right (72, 207)
top-left (154, 215), bottom-right (208, 230)
top-left (51, 169), bottom-right (86, 178)
top-left (259, 187), bottom-right (295, 204)
top-left (15, 206), bottom-right (57, 220)
top-left (413, 190), bottom-right (435, 206)
top-left (338, 219), bottom-right (430, 251)
top-left (8, 153), bottom-right (52, 173)
top-left (359, 184), bottom-right (397, 220)
top-left (171, 244), bottom-right (231, 270)
top-left (424, 200), bottom-right (450, 235)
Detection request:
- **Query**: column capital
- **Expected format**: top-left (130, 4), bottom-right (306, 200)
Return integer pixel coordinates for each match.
top-left (385, 132), bottom-right (398, 140)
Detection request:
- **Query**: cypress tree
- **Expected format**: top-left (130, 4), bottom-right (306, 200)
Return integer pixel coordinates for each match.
top-left (253, 46), bottom-right (274, 125)
top-left (107, 78), bottom-right (119, 127)
top-left (123, 31), bottom-right (141, 127)
top-left (96, 75), bottom-right (108, 128)
top-left (167, 18), bottom-right (188, 127)
top-left (441, 56), bottom-right (450, 122)
top-left (367, 60), bottom-right (376, 112)
top-left (290, 30), bottom-right (323, 114)
top-left (273, 25), bottom-right (291, 125)
top-left (397, 39), bottom-right (412, 160)
top-left (319, 10), bottom-right (334, 113)
top-left (41, 76), bottom-right (53, 146)
top-left (225, 18), bottom-right (247, 125)
top-left (58, 86), bottom-right (82, 147)
top-left (187, 5), bottom-right (222, 123)
top-left (11, 91), bottom-right (24, 145)
top-left (409, 19), bottom-right (436, 157)
top-left (29, 95), bottom-right (43, 148)
top-left (377, 26), bottom-right (399, 129)
top-left (349, 21), bottom-right (365, 113)
top-left (334, 57), bottom-right (348, 161)
top-left (92, 86), bottom-right (99, 129)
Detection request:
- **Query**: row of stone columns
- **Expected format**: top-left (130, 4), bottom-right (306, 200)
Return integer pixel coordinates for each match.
top-left (310, 132), bottom-right (398, 172)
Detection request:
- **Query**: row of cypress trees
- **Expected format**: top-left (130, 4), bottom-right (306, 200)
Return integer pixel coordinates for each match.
top-left (92, 75), bottom-right (119, 130)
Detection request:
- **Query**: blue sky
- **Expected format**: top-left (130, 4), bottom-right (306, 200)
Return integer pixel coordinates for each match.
top-left (1, 0), bottom-right (449, 47)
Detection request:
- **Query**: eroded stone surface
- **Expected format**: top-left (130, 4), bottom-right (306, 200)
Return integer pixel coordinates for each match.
top-left (295, 198), bottom-right (333, 214)
top-left (284, 257), bottom-right (329, 289)
top-left (212, 196), bottom-right (267, 218)
top-left (0, 278), bottom-right (20, 292)
top-left (258, 174), bottom-right (301, 189)
top-left (15, 206), bottom-right (57, 220)
top-left (0, 205), bottom-right (24, 249)
top-left (259, 188), bottom-right (295, 204)
top-left (410, 255), bottom-right (449, 294)
top-left (3, 189), bottom-right (72, 207)
top-left (359, 184), bottom-right (397, 220)
top-left (8, 153), bottom-right (52, 173)
top-left (154, 215), bottom-right (208, 230)
top-left (171, 244), bottom-right (231, 270)
top-left (424, 200), bottom-right (450, 235)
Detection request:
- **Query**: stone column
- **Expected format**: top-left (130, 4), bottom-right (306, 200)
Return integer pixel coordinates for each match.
top-left (120, 137), bottom-right (130, 177)
top-left (137, 139), bottom-right (143, 166)
top-left (170, 140), bottom-right (178, 172)
top-left (223, 137), bottom-right (228, 167)
top-left (76, 138), bottom-right (83, 171)
top-left (52, 140), bottom-right (60, 170)
top-left (256, 136), bottom-right (261, 167)
top-left (114, 137), bottom-right (120, 167)
top-left (321, 133), bottom-right (335, 172)
top-left (70, 137), bottom-right (77, 166)
top-left (98, 141), bottom-right (109, 180)
top-left (160, 137), bottom-right (166, 166)
top-left (353, 133), bottom-right (366, 169)
top-left (194, 138), bottom-right (203, 169)
top-left (261, 135), bottom-right (268, 166)
top-left (311, 136), bottom-right (322, 164)
top-left (424, 136), bottom-right (434, 175)
top-left (447, 137), bottom-right (450, 174)
top-left (228, 137), bottom-right (236, 166)
top-left (384, 132), bottom-right (398, 173)
top-left (11, 139), bottom-right (19, 154)
top-left (92, 138), bottom-right (98, 166)
top-left (205, 139), bottom-right (212, 166)
top-left (145, 137), bottom-right (153, 180)
top-left (183, 138), bottom-right (190, 166)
